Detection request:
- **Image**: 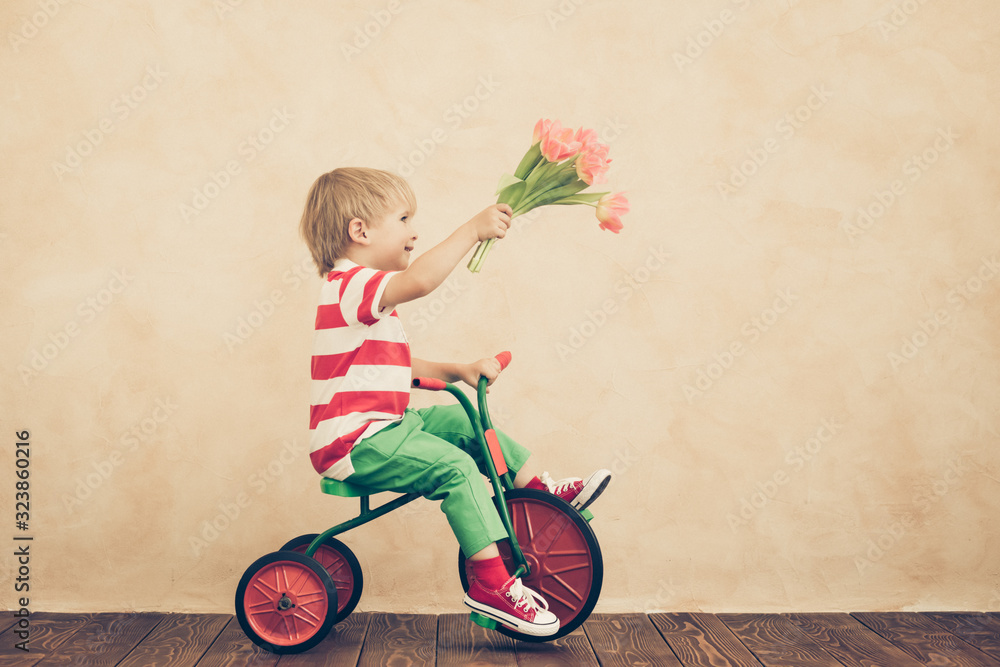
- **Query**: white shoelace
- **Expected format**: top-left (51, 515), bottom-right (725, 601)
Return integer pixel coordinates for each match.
top-left (505, 578), bottom-right (550, 613)
top-left (538, 471), bottom-right (579, 496)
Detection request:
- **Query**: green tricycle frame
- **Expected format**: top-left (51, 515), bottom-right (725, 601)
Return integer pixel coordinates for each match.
top-left (235, 352), bottom-right (603, 654)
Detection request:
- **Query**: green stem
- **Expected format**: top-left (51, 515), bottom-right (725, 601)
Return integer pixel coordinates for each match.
top-left (467, 238), bottom-right (495, 273)
top-left (512, 177), bottom-right (588, 217)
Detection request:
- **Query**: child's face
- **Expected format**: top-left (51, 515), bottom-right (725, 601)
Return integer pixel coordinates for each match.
top-left (366, 201), bottom-right (417, 271)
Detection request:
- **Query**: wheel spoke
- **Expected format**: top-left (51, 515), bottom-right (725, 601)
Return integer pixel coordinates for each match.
top-left (541, 548), bottom-right (589, 559)
top-left (545, 560), bottom-right (592, 576)
top-left (252, 576), bottom-right (280, 597)
top-left (282, 564), bottom-right (307, 594)
top-left (292, 608), bottom-right (322, 626)
top-left (535, 583), bottom-right (578, 611)
top-left (289, 571), bottom-right (319, 596)
top-left (514, 500), bottom-right (534, 542)
top-left (296, 591), bottom-right (325, 605)
top-left (265, 609), bottom-right (288, 640)
top-left (550, 574), bottom-right (587, 602)
top-left (534, 513), bottom-right (571, 552)
top-left (518, 507), bottom-right (554, 548)
top-left (246, 598), bottom-right (277, 611)
top-left (281, 615), bottom-right (296, 640)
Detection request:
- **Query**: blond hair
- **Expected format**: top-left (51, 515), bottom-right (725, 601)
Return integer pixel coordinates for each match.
top-left (299, 167), bottom-right (417, 276)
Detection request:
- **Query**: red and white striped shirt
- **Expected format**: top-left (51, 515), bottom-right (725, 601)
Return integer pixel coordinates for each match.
top-left (309, 259), bottom-right (411, 479)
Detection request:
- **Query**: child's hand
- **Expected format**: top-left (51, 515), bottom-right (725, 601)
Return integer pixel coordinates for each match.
top-left (458, 357), bottom-right (504, 391)
top-left (468, 204), bottom-right (513, 242)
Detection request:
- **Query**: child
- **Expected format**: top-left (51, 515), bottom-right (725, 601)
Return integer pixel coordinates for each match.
top-left (299, 167), bottom-right (611, 637)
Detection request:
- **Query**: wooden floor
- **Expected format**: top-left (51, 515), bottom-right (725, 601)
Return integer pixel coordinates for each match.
top-left (2, 611), bottom-right (999, 666)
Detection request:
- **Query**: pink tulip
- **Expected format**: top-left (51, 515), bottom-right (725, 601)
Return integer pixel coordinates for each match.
top-left (539, 120), bottom-right (582, 162)
top-left (574, 127), bottom-right (598, 149)
top-left (575, 143), bottom-right (612, 185)
top-left (533, 118), bottom-right (554, 145)
top-left (596, 192), bottom-right (629, 233)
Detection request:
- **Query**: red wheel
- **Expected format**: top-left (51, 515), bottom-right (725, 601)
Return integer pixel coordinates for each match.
top-left (235, 551), bottom-right (337, 654)
top-left (281, 534), bottom-right (363, 623)
top-left (459, 488), bottom-right (603, 642)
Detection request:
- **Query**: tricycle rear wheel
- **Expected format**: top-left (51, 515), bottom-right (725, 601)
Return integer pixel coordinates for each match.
top-left (281, 534), bottom-right (364, 624)
top-left (235, 550), bottom-right (337, 654)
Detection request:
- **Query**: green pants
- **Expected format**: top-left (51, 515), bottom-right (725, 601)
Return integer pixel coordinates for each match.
top-left (347, 405), bottom-right (531, 558)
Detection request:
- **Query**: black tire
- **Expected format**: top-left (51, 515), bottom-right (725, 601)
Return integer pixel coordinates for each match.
top-left (458, 488), bottom-right (603, 642)
top-left (235, 550), bottom-right (338, 654)
top-left (281, 534), bottom-right (364, 623)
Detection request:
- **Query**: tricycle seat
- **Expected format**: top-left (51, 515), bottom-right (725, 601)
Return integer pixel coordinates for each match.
top-left (320, 478), bottom-right (384, 498)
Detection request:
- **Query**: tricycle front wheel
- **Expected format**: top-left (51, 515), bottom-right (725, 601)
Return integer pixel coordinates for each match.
top-left (458, 488), bottom-right (603, 642)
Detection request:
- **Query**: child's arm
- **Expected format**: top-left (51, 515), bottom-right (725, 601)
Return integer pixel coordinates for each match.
top-left (412, 357), bottom-right (504, 388)
top-left (380, 204), bottom-right (512, 311)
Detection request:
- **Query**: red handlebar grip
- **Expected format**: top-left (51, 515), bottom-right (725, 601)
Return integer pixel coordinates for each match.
top-left (412, 377), bottom-right (447, 391)
top-left (495, 351), bottom-right (512, 371)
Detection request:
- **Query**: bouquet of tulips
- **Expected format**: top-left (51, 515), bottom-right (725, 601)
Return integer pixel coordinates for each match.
top-left (467, 118), bottom-right (629, 273)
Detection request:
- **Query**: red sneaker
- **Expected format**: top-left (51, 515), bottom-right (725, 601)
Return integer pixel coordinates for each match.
top-left (464, 577), bottom-right (560, 637)
top-left (537, 469), bottom-right (611, 511)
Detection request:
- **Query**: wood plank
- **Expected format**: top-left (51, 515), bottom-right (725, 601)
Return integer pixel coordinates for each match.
top-left (583, 613), bottom-right (681, 667)
top-left (926, 613), bottom-right (1000, 662)
top-left (276, 612), bottom-right (371, 667)
top-left (7, 610), bottom-right (999, 666)
top-left (0, 647), bottom-right (43, 667)
top-left (719, 614), bottom-right (842, 667)
top-left (115, 613), bottom-right (229, 667)
top-left (513, 626), bottom-right (599, 667)
top-left (33, 612), bottom-right (164, 666)
top-left (788, 613), bottom-right (924, 667)
top-left (0, 612), bottom-right (91, 666)
top-left (196, 616), bottom-right (280, 667)
top-left (357, 613), bottom-right (436, 667)
top-left (435, 613), bottom-right (517, 667)
top-left (853, 612), bottom-right (999, 666)
top-left (650, 613), bottom-right (763, 667)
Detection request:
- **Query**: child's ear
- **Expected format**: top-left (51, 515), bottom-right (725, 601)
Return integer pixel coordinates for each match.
top-left (348, 217), bottom-right (369, 245)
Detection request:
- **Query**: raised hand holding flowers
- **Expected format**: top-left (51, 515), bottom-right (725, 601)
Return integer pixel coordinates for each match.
top-left (467, 118), bottom-right (629, 273)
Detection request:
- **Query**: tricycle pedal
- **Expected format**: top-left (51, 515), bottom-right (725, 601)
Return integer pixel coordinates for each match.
top-left (470, 612), bottom-right (498, 630)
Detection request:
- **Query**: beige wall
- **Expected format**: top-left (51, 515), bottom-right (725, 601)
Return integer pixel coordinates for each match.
top-left (3, 0), bottom-right (999, 615)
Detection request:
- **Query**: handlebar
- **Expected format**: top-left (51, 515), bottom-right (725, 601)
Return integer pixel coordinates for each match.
top-left (408, 350), bottom-right (523, 571)
top-left (411, 351), bottom-right (511, 392)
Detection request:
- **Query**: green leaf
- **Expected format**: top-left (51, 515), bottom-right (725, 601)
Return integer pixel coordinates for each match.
top-left (513, 143), bottom-right (543, 180)
top-left (496, 181), bottom-right (527, 209)
top-left (547, 191), bottom-right (607, 205)
top-left (513, 180), bottom-right (590, 216)
top-left (534, 180), bottom-right (589, 205)
top-left (494, 173), bottom-right (523, 195)
top-left (522, 160), bottom-right (552, 192)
